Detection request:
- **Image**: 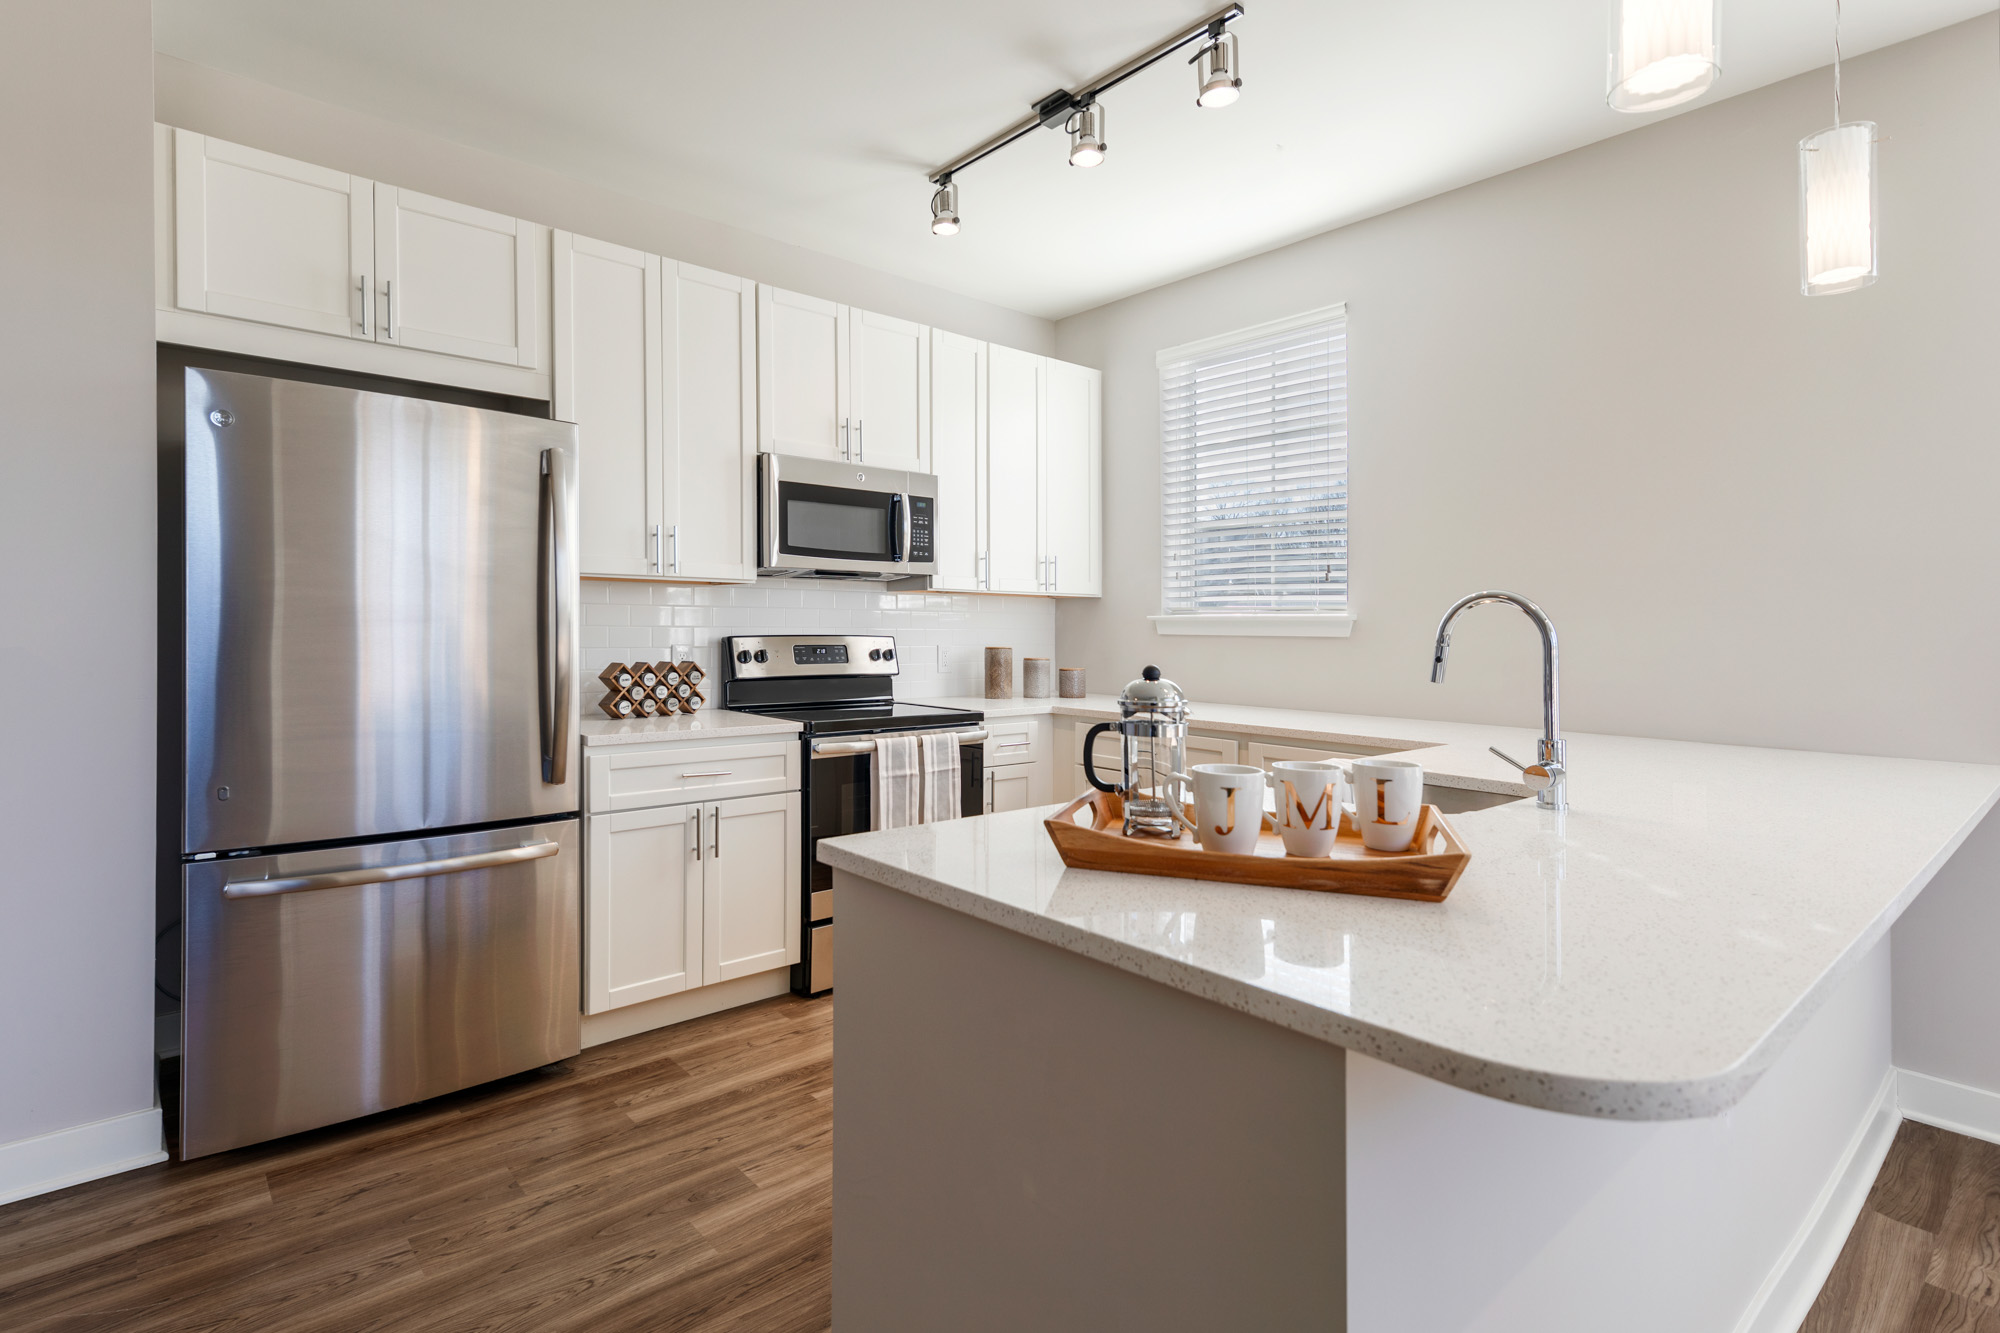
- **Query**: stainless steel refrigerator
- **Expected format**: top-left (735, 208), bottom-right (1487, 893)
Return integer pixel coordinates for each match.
top-left (166, 365), bottom-right (580, 1159)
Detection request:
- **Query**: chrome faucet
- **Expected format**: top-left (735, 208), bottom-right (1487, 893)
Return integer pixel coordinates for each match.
top-left (1429, 590), bottom-right (1567, 811)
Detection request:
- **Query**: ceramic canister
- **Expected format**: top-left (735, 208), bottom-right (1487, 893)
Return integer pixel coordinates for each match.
top-left (1023, 658), bottom-right (1053, 699)
top-left (1059, 667), bottom-right (1086, 698)
top-left (985, 647), bottom-right (1013, 699)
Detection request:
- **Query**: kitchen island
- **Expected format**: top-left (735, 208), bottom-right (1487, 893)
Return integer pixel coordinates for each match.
top-left (821, 709), bottom-right (2000, 1332)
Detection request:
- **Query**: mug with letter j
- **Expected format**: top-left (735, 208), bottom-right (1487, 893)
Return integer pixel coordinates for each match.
top-left (1349, 759), bottom-right (1423, 852)
top-left (1188, 764), bottom-right (1266, 855)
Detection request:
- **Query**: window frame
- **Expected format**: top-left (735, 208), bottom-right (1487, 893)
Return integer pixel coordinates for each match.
top-left (1151, 303), bottom-right (1353, 639)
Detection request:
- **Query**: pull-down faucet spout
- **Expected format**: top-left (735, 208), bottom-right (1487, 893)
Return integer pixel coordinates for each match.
top-left (1430, 590), bottom-right (1567, 811)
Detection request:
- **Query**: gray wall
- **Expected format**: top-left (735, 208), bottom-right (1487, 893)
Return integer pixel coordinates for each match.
top-left (1053, 16), bottom-right (2000, 1092)
top-left (0, 2), bottom-right (158, 1147)
top-left (155, 54), bottom-right (1055, 356)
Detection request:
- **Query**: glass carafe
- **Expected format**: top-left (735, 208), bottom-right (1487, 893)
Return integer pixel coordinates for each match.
top-left (1082, 667), bottom-right (1193, 838)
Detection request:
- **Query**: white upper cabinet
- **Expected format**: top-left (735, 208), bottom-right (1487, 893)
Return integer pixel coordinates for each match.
top-left (929, 329), bottom-right (987, 593)
top-left (664, 262), bottom-right (757, 583)
top-left (1042, 358), bottom-right (1103, 597)
top-left (985, 344), bottom-right (1045, 595)
top-left (849, 310), bottom-right (929, 472)
top-left (553, 231), bottom-right (662, 578)
top-left (374, 187), bottom-right (545, 369)
top-left (172, 128), bottom-right (371, 339)
top-left (758, 285), bottom-right (849, 461)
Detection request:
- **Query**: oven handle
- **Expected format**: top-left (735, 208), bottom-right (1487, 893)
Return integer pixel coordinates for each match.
top-left (811, 729), bottom-right (987, 756)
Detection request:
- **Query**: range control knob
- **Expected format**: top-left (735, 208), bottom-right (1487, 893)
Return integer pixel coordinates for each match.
top-left (736, 650), bottom-right (752, 664)
top-left (882, 648), bottom-right (895, 661)
top-left (753, 649), bottom-right (769, 664)
top-left (868, 648), bottom-right (883, 661)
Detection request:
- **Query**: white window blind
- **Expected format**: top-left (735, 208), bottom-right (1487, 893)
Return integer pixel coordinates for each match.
top-left (1158, 306), bottom-right (1348, 616)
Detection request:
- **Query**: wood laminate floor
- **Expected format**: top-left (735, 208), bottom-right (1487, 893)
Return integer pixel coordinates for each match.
top-left (1805, 1121), bottom-right (2000, 1333)
top-left (0, 994), bottom-right (833, 1333)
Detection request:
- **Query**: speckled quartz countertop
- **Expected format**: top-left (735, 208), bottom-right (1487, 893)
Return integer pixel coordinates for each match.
top-left (580, 709), bottom-right (802, 747)
top-left (823, 705), bottom-right (2000, 1120)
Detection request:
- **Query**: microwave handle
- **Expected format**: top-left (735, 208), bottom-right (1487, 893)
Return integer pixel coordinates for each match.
top-left (890, 493), bottom-right (907, 563)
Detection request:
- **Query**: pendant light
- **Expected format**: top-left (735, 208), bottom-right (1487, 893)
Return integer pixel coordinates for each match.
top-left (1607, 0), bottom-right (1720, 113)
top-left (1799, 0), bottom-right (1877, 295)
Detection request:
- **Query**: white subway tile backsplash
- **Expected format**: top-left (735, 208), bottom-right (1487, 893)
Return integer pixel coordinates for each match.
top-left (580, 577), bottom-right (1054, 700)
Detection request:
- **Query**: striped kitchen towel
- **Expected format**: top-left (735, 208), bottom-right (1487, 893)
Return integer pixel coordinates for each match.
top-left (919, 730), bottom-right (962, 823)
top-left (871, 732), bottom-right (921, 831)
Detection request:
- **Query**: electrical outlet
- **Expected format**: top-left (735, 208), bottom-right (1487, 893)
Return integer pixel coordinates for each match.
top-left (937, 646), bottom-right (952, 672)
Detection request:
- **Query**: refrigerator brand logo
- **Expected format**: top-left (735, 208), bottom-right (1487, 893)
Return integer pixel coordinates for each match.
top-left (209, 409), bottom-right (233, 427)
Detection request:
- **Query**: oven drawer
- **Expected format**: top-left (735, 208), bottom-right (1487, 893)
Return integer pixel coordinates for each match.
top-left (586, 738), bottom-right (801, 813)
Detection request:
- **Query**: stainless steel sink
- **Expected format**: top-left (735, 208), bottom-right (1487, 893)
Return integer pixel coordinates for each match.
top-left (1424, 783), bottom-right (1528, 814)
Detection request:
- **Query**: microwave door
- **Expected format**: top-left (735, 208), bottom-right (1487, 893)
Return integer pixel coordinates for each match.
top-left (774, 479), bottom-right (901, 574)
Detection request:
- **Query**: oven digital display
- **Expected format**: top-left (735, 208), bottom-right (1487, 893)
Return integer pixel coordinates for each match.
top-left (794, 644), bottom-right (850, 665)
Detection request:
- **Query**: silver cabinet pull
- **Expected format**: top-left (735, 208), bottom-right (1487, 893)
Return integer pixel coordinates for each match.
top-left (841, 417), bottom-right (851, 460)
top-left (1052, 554), bottom-right (1060, 592)
top-left (650, 524), bottom-right (662, 573)
top-left (670, 524), bottom-right (680, 574)
top-left (680, 770), bottom-right (734, 778)
top-left (357, 274), bottom-right (370, 335)
top-left (979, 551), bottom-right (989, 589)
top-left (856, 418), bottom-right (864, 462)
top-left (711, 806), bottom-right (721, 858)
top-left (224, 841), bottom-right (558, 899)
top-left (384, 278), bottom-right (395, 339)
top-left (692, 812), bottom-right (702, 861)
top-left (986, 770), bottom-right (995, 813)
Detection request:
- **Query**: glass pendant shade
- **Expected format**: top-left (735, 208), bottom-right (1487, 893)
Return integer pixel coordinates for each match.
top-left (1607, 0), bottom-right (1719, 112)
top-left (1798, 122), bottom-right (1877, 295)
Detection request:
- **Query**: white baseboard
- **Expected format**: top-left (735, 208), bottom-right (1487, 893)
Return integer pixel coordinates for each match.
top-left (580, 967), bottom-right (792, 1048)
top-left (1897, 1069), bottom-right (2000, 1146)
top-left (0, 1108), bottom-right (167, 1208)
top-left (1734, 1067), bottom-right (1901, 1333)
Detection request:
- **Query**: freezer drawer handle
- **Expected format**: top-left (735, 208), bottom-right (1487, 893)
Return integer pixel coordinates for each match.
top-left (221, 841), bottom-right (560, 899)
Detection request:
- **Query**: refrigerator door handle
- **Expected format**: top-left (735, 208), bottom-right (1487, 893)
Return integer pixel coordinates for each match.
top-left (221, 841), bottom-right (560, 899)
top-left (540, 449), bottom-right (573, 785)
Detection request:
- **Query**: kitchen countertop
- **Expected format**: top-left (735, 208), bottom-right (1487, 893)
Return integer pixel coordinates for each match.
top-left (580, 709), bottom-right (803, 747)
top-left (823, 705), bottom-right (2000, 1120)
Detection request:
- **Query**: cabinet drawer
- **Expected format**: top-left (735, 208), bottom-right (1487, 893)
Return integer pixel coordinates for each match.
top-left (1073, 725), bottom-right (1238, 770)
top-left (1244, 738), bottom-right (1391, 768)
top-left (984, 718), bottom-right (1042, 769)
top-left (586, 738), bottom-right (800, 813)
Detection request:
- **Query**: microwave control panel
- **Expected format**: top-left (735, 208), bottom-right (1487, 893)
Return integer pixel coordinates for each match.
top-left (907, 495), bottom-right (933, 563)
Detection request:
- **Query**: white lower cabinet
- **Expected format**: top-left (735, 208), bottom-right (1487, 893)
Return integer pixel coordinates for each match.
top-left (585, 789), bottom-right (801, 1015)
top-left (986, 768), bottom-right (1035, 815)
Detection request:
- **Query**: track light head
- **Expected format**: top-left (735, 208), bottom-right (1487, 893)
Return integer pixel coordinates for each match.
top-left (930, 179), bottom-right (960, 236)
top-left (1067, 102), bottom-right (1106, 168)
top-left (1194, 29), bottom-right (1241, 107)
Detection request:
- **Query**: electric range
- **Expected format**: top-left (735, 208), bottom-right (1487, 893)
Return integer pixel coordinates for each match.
top-left (721, 635), bottom-right (985, 996)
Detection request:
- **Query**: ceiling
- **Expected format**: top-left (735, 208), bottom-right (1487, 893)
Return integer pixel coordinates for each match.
top-left (152, 0), bottom-right (1992, 320)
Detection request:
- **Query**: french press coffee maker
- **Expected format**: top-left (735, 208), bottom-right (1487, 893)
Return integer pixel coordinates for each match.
top-left (1083, 666), bottom-right (1193, 838)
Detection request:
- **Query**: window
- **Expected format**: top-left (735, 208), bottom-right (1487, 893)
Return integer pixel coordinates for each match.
top-left (1154, 305), bottom-right (1350, 637)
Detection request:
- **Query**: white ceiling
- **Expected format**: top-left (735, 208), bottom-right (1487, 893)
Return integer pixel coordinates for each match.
top-left (153, 0), bottom-right (1991, 320)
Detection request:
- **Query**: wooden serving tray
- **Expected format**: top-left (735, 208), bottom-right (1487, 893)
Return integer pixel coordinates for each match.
top-left (1044, 790), bottom-right (1471, 903)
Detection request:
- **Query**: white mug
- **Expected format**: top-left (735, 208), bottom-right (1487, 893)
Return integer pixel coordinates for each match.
top-left (1269, 761), bottom-right (1345, 858)
top-left (1188, 764), bottom-right (1266, 855)
top-left (1349, 759), bottom-right (1423, 852)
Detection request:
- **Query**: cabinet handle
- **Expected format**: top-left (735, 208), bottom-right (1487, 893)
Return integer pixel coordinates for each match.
top-left (651, 524), bottom-right (662, 573)
top-left (996, 742), bottom-right (1030, 751)
top-left (840, 418), bottom-right (850, 460)
top-left (357, 274), bottom-right (370, 336)
top-left (384, 279), bottom-right (395, 339)
top-left (1052, 555), bottom-right (1059, 592)
top-left (692, 814), bottom-right (702, 862)
top-left (670, 524), bottom-right (680, 574)
top-left (856, 418), bottom-right (864, 462)
top-left (680, 770), bottom-right (733, 778)
top-left (979, 551), bottom-right (988, 590)
top-left (711, 807), bottom-right (721, 858)
top-left (986, 771), bottom-right (995, 813)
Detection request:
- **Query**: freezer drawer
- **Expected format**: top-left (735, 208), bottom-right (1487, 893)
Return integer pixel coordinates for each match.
top-left (180, 818), bottom-right (581, 1159)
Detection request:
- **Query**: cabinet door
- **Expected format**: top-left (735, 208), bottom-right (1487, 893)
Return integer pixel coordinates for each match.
top-left (665, 262), bottom-right (757, 582)
top-left (1043, 358), bottom-right (1102, 597)
top-left (554, 232), bottom-right (663, 578)
top-left (986, 345), bottom-right (1045, 594)
top-left (757, 285), bottom-right (849, 460)
top-left (850, 309), bottom-right (929, 472)
top-left (375, 186), bottom-right (543, 368)
top-left (986, 768), bottom-right (1035, 815)
top-left (1185, 735), bottom-right (1241, 768)
top-left (929, 329), bottom-right (987, 592)
top-left (173, 129), bottom-right (371, 339)
top-left (585, 806), bottom-right (702, 1014)
top-left (704, 792), bottom-right (802, 985)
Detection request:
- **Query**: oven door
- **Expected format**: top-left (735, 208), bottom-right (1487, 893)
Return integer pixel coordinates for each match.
top-left (798, 735), bottom-right (982, 997)
top-left (760, 452), bottom-right (936, 577)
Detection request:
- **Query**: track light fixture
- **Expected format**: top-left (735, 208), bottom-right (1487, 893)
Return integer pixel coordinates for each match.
top-left (1067, 102), bottom-right (1106, 168)
top-left (925, 3), bottom-right (1243, 234)
top-left (1193, 30), bottom-right (1242, 107)
top-left (930, 179), bottom-right (960, 236)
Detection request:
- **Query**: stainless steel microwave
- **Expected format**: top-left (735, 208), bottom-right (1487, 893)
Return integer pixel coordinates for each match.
top-left (758, 452), bottom-right (938, 580)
